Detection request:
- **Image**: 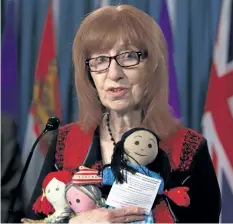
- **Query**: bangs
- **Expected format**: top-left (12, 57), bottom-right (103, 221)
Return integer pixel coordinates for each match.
top-left (81, 10), bottom-right (149, 57)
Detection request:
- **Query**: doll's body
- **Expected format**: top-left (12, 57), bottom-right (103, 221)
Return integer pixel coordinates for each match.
top-left (103, 128), bottom-right (190, 223)
top-left (102, 164), bottom-right (164, 194)
top-left (102, 128), bottom-right (167, 224)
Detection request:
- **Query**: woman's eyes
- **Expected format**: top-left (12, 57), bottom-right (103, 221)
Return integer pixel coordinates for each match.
top-left (118, 51), bottom-right (137, 60)
top-left (95, 56), bottom-right (108, 63)
top-left (125, 52), bottom-right (137, 58)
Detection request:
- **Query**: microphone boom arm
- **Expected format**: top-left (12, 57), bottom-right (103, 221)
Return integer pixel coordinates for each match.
top-left (5, 117), bottom-right (60, 223)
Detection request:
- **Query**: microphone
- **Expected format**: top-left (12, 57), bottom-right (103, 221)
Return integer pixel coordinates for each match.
top-left (5, 117), bottom-right (60, 223)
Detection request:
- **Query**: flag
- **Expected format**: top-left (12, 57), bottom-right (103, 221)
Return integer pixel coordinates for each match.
top-left (22, 2), bottom-right (62, 206)
top-left (159, 0), bottom-right (181, 119)
top-left (202, 0), bottom-right (233, 222)
top-left (1, 0), bottom-right (19, 121)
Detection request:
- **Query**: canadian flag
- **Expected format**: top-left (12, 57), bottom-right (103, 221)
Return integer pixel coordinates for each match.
top-left (202, 0), bottom-right (233, 222)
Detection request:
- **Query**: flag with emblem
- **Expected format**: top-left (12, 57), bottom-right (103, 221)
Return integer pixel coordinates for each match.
top-left (202, 0), bottom-right (233, 222)
top-left (22, 2), bottom-right (62, 206)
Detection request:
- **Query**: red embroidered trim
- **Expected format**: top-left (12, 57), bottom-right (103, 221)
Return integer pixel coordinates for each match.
top-left (55, 125), bottom-right (72, 170)
top-left (178, 130), bottom-right (203, 171)
top-left (153, 199), bottom-right (174, 223)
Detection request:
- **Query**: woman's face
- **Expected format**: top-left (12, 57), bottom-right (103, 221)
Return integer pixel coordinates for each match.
top-left (90, 42), bottom-right (148, 113)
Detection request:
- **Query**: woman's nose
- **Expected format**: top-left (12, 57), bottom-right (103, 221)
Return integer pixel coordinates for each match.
top-left (107, 59), bottom-right (124, 81)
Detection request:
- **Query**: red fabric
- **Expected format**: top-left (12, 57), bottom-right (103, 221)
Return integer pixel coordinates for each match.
top-left (153, 200), bottom-right (175, 223)
top-left (163, 187), bottom-right (190, 207)
top-left (55, 123), bottom-right (94, 173)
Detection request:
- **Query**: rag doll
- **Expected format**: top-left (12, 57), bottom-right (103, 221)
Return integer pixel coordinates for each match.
top-left (22, 170), bottom-right (73, 223)
top-left (65, 166), bottom-right (105, 214)
top-left (102, 128), bottom-right (169, 192)
top-left (102, 128), bottom-right (190, 223)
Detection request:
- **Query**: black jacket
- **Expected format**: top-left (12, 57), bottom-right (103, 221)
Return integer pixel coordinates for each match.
top-left (26, 124), bottom-right (221, 223)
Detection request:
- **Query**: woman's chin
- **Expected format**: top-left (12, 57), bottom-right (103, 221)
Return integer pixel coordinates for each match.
top-left (108, 104), bottom-right (135, 114)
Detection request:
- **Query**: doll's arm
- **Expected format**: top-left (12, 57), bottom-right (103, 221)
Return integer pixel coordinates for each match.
top-left (170, 139), bottom-right (221, 223)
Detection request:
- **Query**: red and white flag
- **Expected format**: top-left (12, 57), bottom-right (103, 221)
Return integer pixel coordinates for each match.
top-left (22, 2), bottom-right (62, 207)
top-left (202, 0), bottom-right (233, 222)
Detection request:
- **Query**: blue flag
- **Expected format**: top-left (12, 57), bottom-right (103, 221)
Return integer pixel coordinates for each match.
top-left (1, 0), bottom-right (19, 122)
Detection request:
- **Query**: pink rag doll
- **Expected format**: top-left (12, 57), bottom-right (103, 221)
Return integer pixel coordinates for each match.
top-left (65, 166), bottom-right (105, 214)
top-left (22, 170), bottom-right (73, 223)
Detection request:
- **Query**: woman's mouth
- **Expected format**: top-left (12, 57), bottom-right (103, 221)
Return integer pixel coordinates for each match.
top-left (107, 87), bottom-right (129, 97)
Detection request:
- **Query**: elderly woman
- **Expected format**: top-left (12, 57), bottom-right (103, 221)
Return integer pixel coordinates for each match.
top-left (25, 4), bottom-right (221, 223)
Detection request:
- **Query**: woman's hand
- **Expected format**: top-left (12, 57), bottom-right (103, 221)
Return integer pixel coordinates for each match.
top-left (21, 218), bottom-right (44, 223)
top-left (69, 206), bottom-right (146, 223)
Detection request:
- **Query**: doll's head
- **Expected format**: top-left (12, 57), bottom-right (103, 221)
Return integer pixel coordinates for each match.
top-left (122, 128), bottom-right (159, 166)
top-left (65, 166), bottom-right (104, 214)
top-left (65, 183), bottom-right (104, 213)
top-left (111, 128), bottom-right (164, 183)
top-left (33, 170), bottom-right (72, 215)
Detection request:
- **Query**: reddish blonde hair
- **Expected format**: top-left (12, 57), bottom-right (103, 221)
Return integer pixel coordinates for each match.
top-left (72, 5), bottom-right (179, 139)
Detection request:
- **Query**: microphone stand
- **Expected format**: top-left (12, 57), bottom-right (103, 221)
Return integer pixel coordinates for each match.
top-left (5, 117), bottom-right (60, 223)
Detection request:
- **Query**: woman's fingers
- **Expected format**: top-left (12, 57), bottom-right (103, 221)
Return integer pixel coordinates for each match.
top-left (109, 206), bottom-right (146, 223)
top-left (110, 206), bottom-right (146, 217)
top-left (21, 218), bottom-right (44, 223)
top-left (69, 206), bottom-right (146, 223)
top-left (112, 215), bottom-right (145, 223)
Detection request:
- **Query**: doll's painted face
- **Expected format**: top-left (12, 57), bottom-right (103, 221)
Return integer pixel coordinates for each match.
top-left (66, 186), bottom-right (97, 213)
top-left (45, 178), bottom-right (67, 209)
top-left (124, 130), bottom-right (158, 166)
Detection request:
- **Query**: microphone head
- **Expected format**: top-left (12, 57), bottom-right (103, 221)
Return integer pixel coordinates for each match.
top-left (45, 117), bottom-right (60, 131)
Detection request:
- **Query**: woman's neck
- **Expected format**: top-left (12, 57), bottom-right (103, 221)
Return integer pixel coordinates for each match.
top-left (108, 109), bottom-right (142, 142)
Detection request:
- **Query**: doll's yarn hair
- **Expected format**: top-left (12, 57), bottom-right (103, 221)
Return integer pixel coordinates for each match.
top-left (65, 182), bottom-right (105, 207)
top-left (33, 170), bottom-right (72, 215)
